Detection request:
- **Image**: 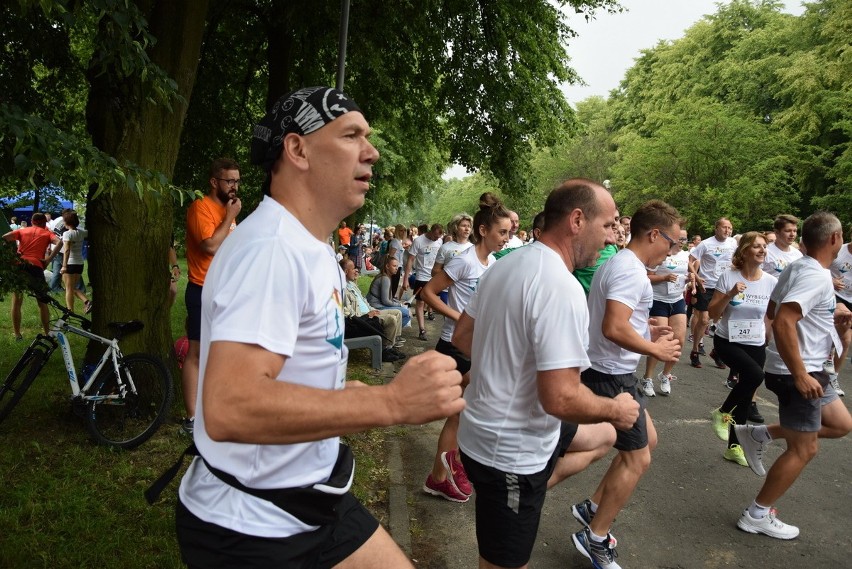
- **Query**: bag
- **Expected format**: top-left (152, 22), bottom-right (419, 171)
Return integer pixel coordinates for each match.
top-left (145, 443), bottom-right (354, 526)
top-left (344, 315), bottom-right (388, 341)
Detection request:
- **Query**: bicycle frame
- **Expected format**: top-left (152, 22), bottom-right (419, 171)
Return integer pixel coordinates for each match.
top-left (48, 316), bottom-right (124, 399)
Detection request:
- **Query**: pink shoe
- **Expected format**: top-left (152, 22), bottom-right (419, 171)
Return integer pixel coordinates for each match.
top-left (441, 449), bottom-right (472, 496)
top-left (423, 474), bottom-right (469, 503)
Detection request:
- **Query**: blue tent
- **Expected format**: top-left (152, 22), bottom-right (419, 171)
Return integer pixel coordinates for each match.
top-left (0, 187), bottom-right (75, 223)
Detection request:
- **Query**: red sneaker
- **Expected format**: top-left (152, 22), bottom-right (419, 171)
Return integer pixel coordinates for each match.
top-left (423, 474), bottom-right (469, 503)
top-left (441, 449), bottom-right (472, 496)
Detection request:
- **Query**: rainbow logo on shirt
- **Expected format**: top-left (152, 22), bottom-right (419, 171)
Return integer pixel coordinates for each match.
top-left (326, 288), bottom-right (344, 350)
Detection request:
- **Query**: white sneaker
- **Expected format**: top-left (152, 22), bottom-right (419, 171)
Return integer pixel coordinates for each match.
top-left (657, 372), bottom-right (673, 395)
top-left (641, 378), bottom-right (656, 397)
top-left (823, 359), bottom-right (836, 375)
top-left (737, 509), bottom-right (799, 540)
top-left (734, 424), bottom-right (767, 476)
top-left (829, 373), bottom-right (845, 397)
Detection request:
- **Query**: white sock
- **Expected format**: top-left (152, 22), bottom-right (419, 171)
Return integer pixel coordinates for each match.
top-left (589, 528), bottom-right (608, 543)
top-left (748, 501), bottom-right (771, 519)
top-left (751, 425), bottom-right (772, 443)
top-left (589, 499), bottom-right (598, 513)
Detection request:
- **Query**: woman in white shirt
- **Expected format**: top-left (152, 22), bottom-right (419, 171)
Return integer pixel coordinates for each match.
top-left (708, 232), bottom-right (778, 468)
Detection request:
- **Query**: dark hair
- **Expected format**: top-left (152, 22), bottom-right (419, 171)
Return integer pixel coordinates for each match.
top-left (30, 213), bottom-right (47, 227)
top-left (542, 178), bottom-right (602, 231)
top-left (532, 211), bottom-right (545, 232)
top-left (209, 158), bottom-right (240, 179)
top-left (62, 211), bottom-right (80, 228)
top-left (471, 192), bottom-right (510, 244)
top-left (629, 200), bottom-right (683, 237)
top-left (773, 214), bottom-right (799, 232)
top-left (801, 211), bottom-right (841, 249)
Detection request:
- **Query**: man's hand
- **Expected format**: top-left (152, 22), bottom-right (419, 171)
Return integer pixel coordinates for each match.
top-left (385, 351), bottom-right (465, 424)
top-left (794, 373), bottom-right (824, 400)
top-left (368, 310), bottom-right (380, 318)
top-left (648, 318), bottom-right (673, 342)
top-left (652, 332), bottom-right (681, 362)
top-left (835, 303), bottom-right (852, 328)
top-left (610, 392), bottom-right (640, 431)
top-left (226, 197), bottom-right (242, 220)
top-left (833, 277), bottom-right (845, 292)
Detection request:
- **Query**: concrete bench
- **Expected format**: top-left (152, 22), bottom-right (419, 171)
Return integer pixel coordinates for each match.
top-left (344, 335), bottom-right (383, 370)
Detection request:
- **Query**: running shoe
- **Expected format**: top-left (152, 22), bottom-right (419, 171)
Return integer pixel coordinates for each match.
top-left (711, 407), bottom-right (733, 441)
top-left (423, 474), bottom-right (469, 503)
top-left (829, 373), bottom-right (845, 397)
top-left (641, 378), bottom-right (656, 397)
top-left (440, 449), bottom-right (472, 496)
top-left (725, 374), bottom-right (739, 389)
top-left (571, 499), bottom-right (596, 528)
top-left (84, 300), bottom-right (93, 314)
top-left (690, 351), bottom-right (702, 368)
top-left (14, 334), bottom-right (23, 342)
top-left (181, 417), bottom-right (195, 437)
top-left (734, 424), bottom-right (768, 476)
top-left (724, 444), bottom-right (748, 467)
top-left (737, 509), bottom-right (799, 540)
top-left (822, 359), bottom-right (836, 375)
top-left (709, 349), bottom-right (727, 369)
top-left (658, 372), bottom-right (673, 395)
top-left (382, 348), bottom-right (402, 362)
top-left (572, 527), bottom-right (622, 569)
top-left (427, 311), bottom-right (435, 321)
top-left (698, 342), bottom-right (706, 356)
top-left (748, 401), bottom-right (764, 423)
top-left (418, 329), bottom-right (428, 341)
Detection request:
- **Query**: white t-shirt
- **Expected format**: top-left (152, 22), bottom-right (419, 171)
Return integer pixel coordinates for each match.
top-left (587, 248), bottom-right (653, 375)
top-left (503, 235), bottom-right (524, 249)
top-left (762, 242), bottom-right (803, 276)
top-left (690, 236), bottom-right (737, 289)
top-left (714, 269), bottom-right (777, 345)
top-left (440, 246), bottom-right (493, 341)
top-left (649, 250), bottom-right (690, 303)
top-left (830, 243), bottom-right (852, 304)
top-left (765, 256), bottom-right (837, 375)
top-left (435, 240), bottom-right (472, 266)
top-left (62, 228), bottom-right (87, 265)
top-left (179, 196), bottom-right (349, 538)
top-left (458, 241), bottom-right (590, 474)
top-left (408, 234), bottom-right (443, 281)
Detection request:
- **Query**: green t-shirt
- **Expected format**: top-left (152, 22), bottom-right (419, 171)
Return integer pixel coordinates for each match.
top-left (573, 244), bottom-right (618, 296)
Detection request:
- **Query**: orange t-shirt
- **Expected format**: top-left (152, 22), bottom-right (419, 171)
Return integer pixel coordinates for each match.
top-left (12, 226), bottom-right (56, 268)
top-left (186, 195), bottom-right (236, 286)
top-left (338, 226), bottom-right (353, 246)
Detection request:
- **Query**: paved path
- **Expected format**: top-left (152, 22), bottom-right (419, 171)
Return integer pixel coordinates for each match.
top-left (383, 315), bottom-right (852, 568)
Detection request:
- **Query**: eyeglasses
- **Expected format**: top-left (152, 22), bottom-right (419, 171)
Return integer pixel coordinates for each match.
top-left (655, 229), bottom-right (679, 247)
top-left (216, 178), bottom-right (241, 188)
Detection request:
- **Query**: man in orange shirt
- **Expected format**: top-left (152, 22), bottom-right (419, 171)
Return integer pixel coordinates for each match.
top-left (3, 213), bottom-right (60, 339)
top-left (182, 158), bottom-right (242, 435)
top-left (338, 221), bottom-right (353, 248)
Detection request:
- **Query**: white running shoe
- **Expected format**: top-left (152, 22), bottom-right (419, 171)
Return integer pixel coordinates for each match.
top-left (734, 424), bottom-right (767, 476)
top-left (641, 378), bottom-right (656, 397)
top-left (657, 372), bottom-right (673, 395)
top-left (737, 509), bottom-right (799, 540)
top-left (829, 373), bottom-right (845, 397)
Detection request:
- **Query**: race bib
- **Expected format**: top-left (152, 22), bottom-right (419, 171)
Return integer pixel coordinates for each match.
top-left (667, 275), bottom-right (685, 295)
top-left (729, 319), bottom-right (762, 342)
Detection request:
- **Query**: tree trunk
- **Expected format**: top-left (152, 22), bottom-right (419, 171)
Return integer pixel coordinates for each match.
top-left (85, 1), bottom-right (209, 359)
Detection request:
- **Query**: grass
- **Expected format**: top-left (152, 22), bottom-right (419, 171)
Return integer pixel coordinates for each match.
top-left (0, 265), bottom-right (392, 568)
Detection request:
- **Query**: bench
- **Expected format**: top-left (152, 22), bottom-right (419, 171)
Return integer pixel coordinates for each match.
top-left (344, 336), bottom-right (383, 370)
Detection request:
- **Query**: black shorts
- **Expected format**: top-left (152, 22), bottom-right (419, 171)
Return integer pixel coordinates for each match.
top-left (581, 368), bottom-right (648, 451)
top-left (765, 371), bottom-right (839, 432)
top-left (650, 298), bottom-right (686, 318)
top-left (837, 295), bottom-right (852, 312)
top-left (19, 263), bottom-right (47, 295)
top-left (436, 338), bottom-right (471, 375)
top-left (185, 282), bottom-right (203, 342)
top-left (459, 424), bottom-right (576, 567)
top-left (64, 264), bottom-right (84, 275)
top-left (693, 289), bottom-right (714, 311)
top-left (412, 279), bottom-right (430, 299)
top-left (176, 495), bottom-right (379, 569)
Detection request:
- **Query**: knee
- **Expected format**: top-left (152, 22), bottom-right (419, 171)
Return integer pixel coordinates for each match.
top-left (791, 438), bottom-right (819, 463)
top-left (623, 448), bottom-right (652, 475)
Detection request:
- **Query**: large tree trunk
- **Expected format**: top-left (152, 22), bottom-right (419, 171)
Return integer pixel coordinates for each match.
top-left (85, 1), bottom-right (209, 358)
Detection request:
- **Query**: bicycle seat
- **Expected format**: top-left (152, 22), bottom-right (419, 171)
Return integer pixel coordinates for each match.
top-left (108, 320), bottom-right (144, 339)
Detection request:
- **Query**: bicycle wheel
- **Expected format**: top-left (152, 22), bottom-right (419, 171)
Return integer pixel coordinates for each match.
top-left (0, 349), bottom-right (47, 423)
top-left (86, 353), bottom-right (173, 449)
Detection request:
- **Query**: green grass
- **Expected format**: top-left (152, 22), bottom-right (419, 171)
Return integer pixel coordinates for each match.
top-left (0, 263), bottom-right (392, 568)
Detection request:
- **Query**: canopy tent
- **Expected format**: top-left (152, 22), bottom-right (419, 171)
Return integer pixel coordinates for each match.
top-left (0, 188), bottom-right (75, 223)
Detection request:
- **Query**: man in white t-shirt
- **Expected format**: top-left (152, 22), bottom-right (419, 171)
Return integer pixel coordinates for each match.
top-left (762, 214), bottom-right (803, 276)
top-left (572, 200), bottom-right (682, 569)
top-left (688, 217), bottom-right (736, 367)
top-left (403, 223), bottom-right (444, 340)
top-left (734, 212), bottom-right (852, 540)
top-left (452, 179), bottom-right (640, 569)
top-left (174, 87), bottom-right (464, 568)
top-left (829, 228), bottom-right (852, 396)
top-left (502, 210), bottom-right (524, 249)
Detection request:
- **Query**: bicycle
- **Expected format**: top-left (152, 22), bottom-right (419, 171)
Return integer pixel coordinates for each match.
top-left (0, 293), bottom-right (173, 449)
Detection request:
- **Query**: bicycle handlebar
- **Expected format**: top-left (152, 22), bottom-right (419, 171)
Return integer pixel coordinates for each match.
top-left (33, 293), bottom-right (92, 330)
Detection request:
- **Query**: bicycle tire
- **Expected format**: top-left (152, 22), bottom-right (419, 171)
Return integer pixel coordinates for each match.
top-left (86, 353), bottom-right (173, 449)
top-left (0, 349), bottom-right (47, 423)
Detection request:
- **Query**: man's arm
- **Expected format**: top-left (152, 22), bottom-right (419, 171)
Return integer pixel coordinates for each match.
top-left (773, 302), bottom-right (823, 399)
top-left (537, 368), bottom-right (639, 431)
top-left (601, 300), bottom-right (680, 362)
top-left (198, 200), bottom-right (241, 256)
top-left (451, 311), bottom-right (474, 357)
top-left (203, 341), bottom-right (466, 443)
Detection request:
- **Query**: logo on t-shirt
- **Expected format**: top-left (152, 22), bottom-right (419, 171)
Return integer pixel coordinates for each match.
top-left (839, 262), bottom-right (851, 274)
top-left (325, 288), bottom-right (344, 350)
top-left (772, 259), bottom-right (788, 273)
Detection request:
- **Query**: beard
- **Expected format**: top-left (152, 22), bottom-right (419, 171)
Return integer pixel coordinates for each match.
top-left (217, 187), bottom-right (236, 204)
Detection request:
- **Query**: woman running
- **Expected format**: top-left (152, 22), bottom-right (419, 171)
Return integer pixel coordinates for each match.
top-left (708, 232), bottom-right (778, 467)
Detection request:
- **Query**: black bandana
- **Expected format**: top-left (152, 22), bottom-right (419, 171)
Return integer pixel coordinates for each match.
top-left (250, 86), bottom-right (363, 179)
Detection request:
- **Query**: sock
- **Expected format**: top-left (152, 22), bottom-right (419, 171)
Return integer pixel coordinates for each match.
top-left (751, 425), bottom-right (772, 443)
top-left (589, 499), bottom-right (598, 514)
top-left (748, 501), bottom-right (771, 519)
top-left (589, 529), bottom-right (608, 543)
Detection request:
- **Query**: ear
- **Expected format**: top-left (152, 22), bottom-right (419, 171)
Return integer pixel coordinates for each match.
top-left (283, 133), bottom-right (309, 171)
top-left (567, 208), bottom-right (584, 236)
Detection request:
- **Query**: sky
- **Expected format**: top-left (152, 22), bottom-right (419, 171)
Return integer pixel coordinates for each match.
top-left (444, 0), bottom-right (806, 179)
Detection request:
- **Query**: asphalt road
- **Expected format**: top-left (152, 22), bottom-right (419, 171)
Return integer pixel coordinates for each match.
top-left (383, 316), bottom-right (852, 569)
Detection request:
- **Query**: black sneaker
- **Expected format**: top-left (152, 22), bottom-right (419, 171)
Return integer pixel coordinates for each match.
top-left (709, 349), bottom-right (727, 369)
top-left (390, 347), bottom-right (407, 360)
top-left (426, 311), bottom-right (435, 321)
top-left (181, 417), bottom-right (195, 437)
top-left (697, 342), bottom-right (706, 356)
top-left (382, 348), bottom-right (401, 362)
top-left (418, 329), bottom-right (428, 341)
top-left (690, 351), bottom-right (702, 368)
top-left (725, 373), bottom-right (739, 390)
top-left (748, 401), bottom-right (764, 423)
top-left (572, 527), bottom-right (621, 569)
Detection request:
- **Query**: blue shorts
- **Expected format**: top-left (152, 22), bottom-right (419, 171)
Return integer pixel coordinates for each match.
top-left (650, 298), bottom-right (686, 318)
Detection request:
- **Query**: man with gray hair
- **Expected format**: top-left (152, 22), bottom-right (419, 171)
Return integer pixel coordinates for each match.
top-left (734, 211), bottom-right (852, 540)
